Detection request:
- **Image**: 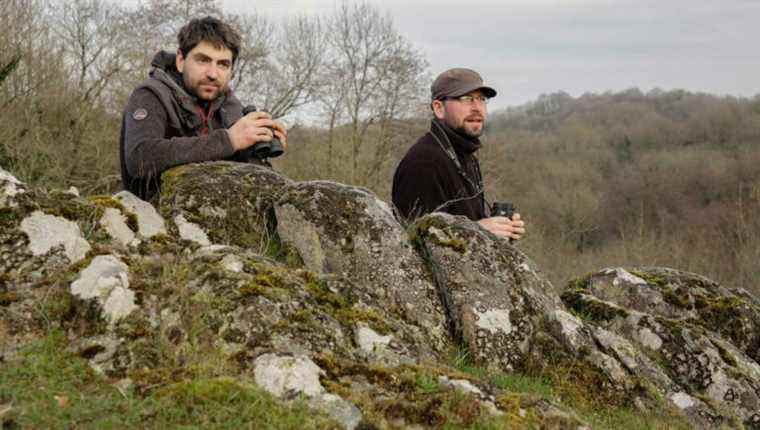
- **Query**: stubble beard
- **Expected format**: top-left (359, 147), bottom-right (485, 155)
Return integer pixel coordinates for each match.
top-left (447, 117), bottom-right (484, 138)
top-left (183, 74), bottom-right (221, 101)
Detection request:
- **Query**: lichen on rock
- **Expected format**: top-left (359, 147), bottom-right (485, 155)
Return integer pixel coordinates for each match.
top-left (159, 162), bottom-right (292, 252)
top-left (275, 180), bottom-right (450, 357)
top-left (2, 162), bottom-right (759, 429)
top-left (413, 212), bottom-right (559, 372)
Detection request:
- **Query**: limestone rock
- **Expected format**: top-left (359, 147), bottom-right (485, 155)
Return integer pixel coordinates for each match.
top-left (413, 212), bottom-right (559, 371)
top-left (0, 167), bottom-right (25, 208)
top-left (159, 162), bottom-right (292, 249)
top-left (20, 211), bottom-right (91, 263)
top-left (114, 191), bottom-right (166, 239)
top-left (563, 268), bottom-right (760, 427)
top-left (253, 353), bottom-right (326, 397)
top-left (100, 207), bottom-right (137, 247)
top-left (3, 162), bottom-right (759, 429)
top-left (309, 393), bottom-right (363, 430)
top-left (70, 254), bottom-right (137, 323)
top-left (275, 180), bottom-right (450, 356)
top-left (355, 323), bottom-right (392, 354)
top-left (570, 266), bottom-right (760, 365)
top-left (174, 214), bottom-right (211, 246)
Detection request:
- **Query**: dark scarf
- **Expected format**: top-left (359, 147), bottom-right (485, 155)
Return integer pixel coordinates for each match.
top-left (429, 118), bottom-right (485, 197)
top-left (430, 117), bottom-right (482, 155)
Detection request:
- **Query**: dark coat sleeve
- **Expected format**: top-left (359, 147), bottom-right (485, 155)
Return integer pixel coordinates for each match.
top-left (122, 87), bottom-right (236, 179)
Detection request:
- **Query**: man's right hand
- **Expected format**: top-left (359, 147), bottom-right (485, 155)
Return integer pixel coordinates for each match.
top-left (478, 213), bottom-right (526, 241)
top-left (227, 111), bottom-right (288, 151)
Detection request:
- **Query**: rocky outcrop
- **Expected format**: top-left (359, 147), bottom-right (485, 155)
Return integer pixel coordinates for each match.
top-left (412, 212), bottom-right (560, 373)
top-left (159, 161), bottom-right (292, 250)
top-left (2, 162), bottom-right (759, 429)
top-left (275, 181), bottom-right (450, 357)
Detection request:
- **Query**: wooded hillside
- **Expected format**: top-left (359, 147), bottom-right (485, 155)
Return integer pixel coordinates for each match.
top-left (1, 0), bottom-right (757, 293)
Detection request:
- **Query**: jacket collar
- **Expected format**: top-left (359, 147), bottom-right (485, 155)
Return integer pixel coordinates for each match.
top-left (149, 51), bottom-right (227, 124)
top-left (430, 118), bottom-right (481, 156)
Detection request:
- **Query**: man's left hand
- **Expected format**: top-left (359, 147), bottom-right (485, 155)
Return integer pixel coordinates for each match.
top-left (477, 213), bottom-right (526, 241)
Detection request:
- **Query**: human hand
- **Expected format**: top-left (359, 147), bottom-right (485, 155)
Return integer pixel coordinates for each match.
top-left (477, 213), bottom-right (526, 241)
top-left (227, 111), bottom-right (288, 152)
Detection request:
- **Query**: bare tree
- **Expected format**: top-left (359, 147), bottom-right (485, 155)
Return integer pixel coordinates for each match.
top-left (323, 1), bottom-right (427, 185)
top-left (50, 0), bottom-right (132, 103)
top-left (231, 14), bottom-right (326, 119)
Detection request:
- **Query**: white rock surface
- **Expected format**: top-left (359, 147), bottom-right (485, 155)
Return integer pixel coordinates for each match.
top-left (547, 310), bottom-right (585, 351)
top-left (114, 191), bottom-right (166, 238)
top-left (70, 255), bottom-right (137, 323)
top-left (438, 376), bottom-right (484, 396)
top-left (220, 254), bottom-right (244, 273)
top-left (0, 167), bottom-right (25, 208)
top-left (100, 208), bottom-right (137, 247)
top-left (603, 267), bottom-right (647, 286)
top-left (355, 324), bottom-right (392, 354)
top-left (174, 214), bottom-right (211, 246)
top-left (472, 308), bottom-right (512, 335)
top-left (635, 326), bottom-right (663, 351)
top-left (669, 391), bottom-right (696, 409)
top-left (20, 211), bottom-right (91, 263)
top-left (310, 393), bottom-right (362, 430)
top-left (253, 353), bottom-right (325, 397)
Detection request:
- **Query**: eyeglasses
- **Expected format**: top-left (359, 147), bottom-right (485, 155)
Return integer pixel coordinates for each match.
top-left (443, 94), bottom-right (490, 105)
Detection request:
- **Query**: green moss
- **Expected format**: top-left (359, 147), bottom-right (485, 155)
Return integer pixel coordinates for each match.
top-left (661, 286), bottom-right (691, 309)
top-left (411, 216), bottom-right (468, 253)
top-left (290, 308), bottom-right (316, 325)
top-left (239, 272), bottom-right (289, 301)
top-left (566, 274), bottom-right (592, 291)
top-left (37, 288), bottom-right (74, 323)
top-left (316, 354), bottom-right (502, 428)
top-left (630, 270), bottom-right (668, 288)
top-left (561, 291), bottom-right (629, 323)
top-left (305, 279), bottom-right (350, 309)
top-left (490, 373), bottom-right (554, 401)
top-left (692, 294), bottom-right (751, 346)
top-left (115, 315), bottom-right (153, 340)
top-left (335, 307), bottom-right (391, 335)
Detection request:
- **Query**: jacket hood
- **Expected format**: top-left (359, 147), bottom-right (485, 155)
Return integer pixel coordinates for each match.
top-left (151, 51), bottom-right (180, 73)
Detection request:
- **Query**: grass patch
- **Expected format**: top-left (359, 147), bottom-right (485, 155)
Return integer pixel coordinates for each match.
top-left (490, 373), bottom-right (553, 400)
top-left (579, 406), bottom-right (692, 430)
top-left (0, 330), bottom-right (337, 429)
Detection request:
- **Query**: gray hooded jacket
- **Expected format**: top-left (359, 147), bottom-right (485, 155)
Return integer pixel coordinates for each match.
top-left (119, 51), bottom-right (264, 201)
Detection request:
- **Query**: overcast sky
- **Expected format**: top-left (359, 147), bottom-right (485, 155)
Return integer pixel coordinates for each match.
top-left (221, 0), bottom-right (760, 111)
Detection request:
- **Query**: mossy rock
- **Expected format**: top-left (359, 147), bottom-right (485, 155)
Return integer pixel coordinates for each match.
top-left (159, 161), bottom-right (292, 250)
top-left (413, 212), bottom-right (559, 372)
top-left (275, 180), bottom-right (450, 357)
top-left (573, 267), bottom-right (760, 364)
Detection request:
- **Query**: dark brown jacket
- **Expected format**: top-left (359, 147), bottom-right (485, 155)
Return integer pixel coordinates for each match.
top-left (120, 51), bottom-right (264, 201)
top-left (392, 119), bottom-right (486, 221)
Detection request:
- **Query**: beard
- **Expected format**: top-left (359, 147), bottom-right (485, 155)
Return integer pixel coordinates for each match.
top-left (445, 116), bottom-right (484, 138)
top-left (183, 75), bottom-right (222, 101)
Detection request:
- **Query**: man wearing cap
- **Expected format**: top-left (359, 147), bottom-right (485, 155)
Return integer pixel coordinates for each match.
top-left (391, 68), bottom-right (525, 240)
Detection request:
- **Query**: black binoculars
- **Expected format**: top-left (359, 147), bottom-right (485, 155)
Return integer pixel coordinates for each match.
top-left (241, 105), bottom-right (284, 159)
top-left (491, 201), bottom-right (516, 219)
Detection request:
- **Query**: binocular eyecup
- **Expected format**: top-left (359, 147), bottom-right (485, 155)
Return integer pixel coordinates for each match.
top-left (491, 201), bottom-right (516, 219)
